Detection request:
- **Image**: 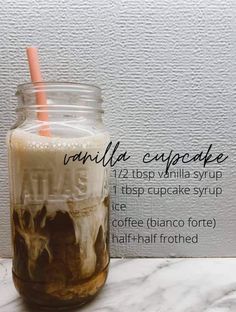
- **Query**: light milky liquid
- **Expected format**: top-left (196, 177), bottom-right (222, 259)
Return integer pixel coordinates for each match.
top-left (8, 129), bottom-right (110, 307)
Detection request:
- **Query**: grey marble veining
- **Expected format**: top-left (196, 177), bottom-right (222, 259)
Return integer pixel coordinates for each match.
top-left (1, 258), bottom-right (236, 312)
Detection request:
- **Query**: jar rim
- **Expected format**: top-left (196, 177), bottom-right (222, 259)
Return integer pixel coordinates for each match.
top-left (17, 81), bottom-right (102, 97)
top-left (16, 81), bottom-right (104, 113)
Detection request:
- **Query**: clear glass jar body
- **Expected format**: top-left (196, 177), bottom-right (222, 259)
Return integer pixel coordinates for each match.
top-left (7, 82), bottom-right (110, 308)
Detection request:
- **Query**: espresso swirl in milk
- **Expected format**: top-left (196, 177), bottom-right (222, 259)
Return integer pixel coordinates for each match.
top-left (8, 129), bottom-right (110, 306)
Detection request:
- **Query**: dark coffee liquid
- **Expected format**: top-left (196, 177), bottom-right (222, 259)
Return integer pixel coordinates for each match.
top-left (12, 197), bottom-right (109, 308)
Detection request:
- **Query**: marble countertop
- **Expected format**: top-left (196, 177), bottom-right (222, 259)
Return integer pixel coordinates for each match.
top-left (1, 258), bottom-right (236, 312)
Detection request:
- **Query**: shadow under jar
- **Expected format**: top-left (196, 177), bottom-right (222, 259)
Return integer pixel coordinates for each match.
top-left (7, 82), bottom-right (110, 309)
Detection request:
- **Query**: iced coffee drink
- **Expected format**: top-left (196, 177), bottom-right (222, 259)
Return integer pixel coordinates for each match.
top-left (7, 81), bottom-right (110, 308)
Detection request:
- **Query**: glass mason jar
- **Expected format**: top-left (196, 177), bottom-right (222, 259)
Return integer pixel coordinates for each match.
top-left (7, 82), bottom-right (110, 308)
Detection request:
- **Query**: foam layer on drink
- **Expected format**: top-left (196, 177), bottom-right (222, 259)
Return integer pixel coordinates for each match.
top-left (9, 128), bottom-right (110, 283)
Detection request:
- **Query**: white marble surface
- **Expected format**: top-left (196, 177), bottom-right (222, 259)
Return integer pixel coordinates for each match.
top-left (1, 258), bottom-right (236, 312)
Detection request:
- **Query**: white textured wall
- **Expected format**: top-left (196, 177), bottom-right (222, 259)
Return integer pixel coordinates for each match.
top-left (0, 0), bottom-right (235, 257)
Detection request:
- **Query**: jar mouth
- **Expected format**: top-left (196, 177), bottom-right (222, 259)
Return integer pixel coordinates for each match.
top-left (16, 81), bottom-right (104, 114)
top-left (17, 81), bottom-right (102, 99)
